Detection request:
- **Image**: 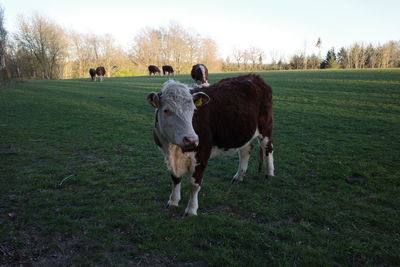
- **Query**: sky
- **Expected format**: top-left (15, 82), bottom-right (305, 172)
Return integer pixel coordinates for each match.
top-left (1, 0), bottom-right (399, 63)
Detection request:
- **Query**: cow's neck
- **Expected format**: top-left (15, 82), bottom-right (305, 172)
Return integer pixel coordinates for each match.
top-left (154, 127), bottom-right (195, 178)
top-left (163, 144), bottom-right (196, 178)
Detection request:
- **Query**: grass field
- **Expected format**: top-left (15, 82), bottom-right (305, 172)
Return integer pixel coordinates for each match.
top-left (1, 69), bottom-right (399, 266)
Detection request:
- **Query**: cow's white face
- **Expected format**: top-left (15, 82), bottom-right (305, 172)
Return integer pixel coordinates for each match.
top-left (147, 80), bottom-right (209, 151)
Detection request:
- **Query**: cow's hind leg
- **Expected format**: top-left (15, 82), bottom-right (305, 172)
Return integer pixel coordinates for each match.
top-left (258, 136), bottom-right (274, 179)
top-left (231, 144), bottom-right (253, 184)
top-left (166, 174), bottom-right (181, 208)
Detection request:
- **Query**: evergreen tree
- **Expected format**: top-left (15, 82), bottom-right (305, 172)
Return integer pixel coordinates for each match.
top-left (337, 47), bottom-right (348, 68)
top-left (320, 47), bottom-right (339, 69)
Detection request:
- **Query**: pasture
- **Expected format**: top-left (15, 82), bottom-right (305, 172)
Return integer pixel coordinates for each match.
top-left (1, 69), bottom-right (399, 266)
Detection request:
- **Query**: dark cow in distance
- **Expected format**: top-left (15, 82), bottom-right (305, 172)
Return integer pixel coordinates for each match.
top-left (191, 64), bottom-right (209, 87)
top-left (162, 65), bottom-right (175, 76)
top-left (147, 74), bottom-right (274, 216)
top-left (96, 66), bottom-right (106, 82)
top-left (89, 68), bottom-right (96, 81)
top-left (148, 65), bottom-right (161, 76)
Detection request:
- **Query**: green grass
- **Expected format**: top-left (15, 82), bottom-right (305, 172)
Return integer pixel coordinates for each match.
top-left (1, 69), bottom-right (399, 266)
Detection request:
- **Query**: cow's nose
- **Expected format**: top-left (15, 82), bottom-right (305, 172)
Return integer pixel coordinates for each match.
top-left (183, 136), bottom-right (198, 146)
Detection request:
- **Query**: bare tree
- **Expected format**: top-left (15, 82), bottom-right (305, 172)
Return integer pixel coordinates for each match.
top-left (350, 43), bottom-right (363, 69)
top-left (242, 49), bottom-right (251, 71)
top-left (307, 54), bottom-right (320, 69)
top-left (199, 38), bottom-right (220, 72)
top-left (315, 37), bottom-right (322, 60)
top-left (270, 49), bottom-right (279, 70)
top-left (247, 47), bottom-right (264, 71)
top-left (0, 4), bottom-right (7, 70)
top-left (290, 52), bottom-right (305, 69)
top-left (130, 22), bottom-right (220, 74)
top-left (131, 27), bottom-right (163, 69)
top-left (381, 41), bottom-right (398, 68)
top-left (69, 32), bottom-right (96, 78)
top-left (185, 34), bottom-right (201, 69)
top-left (166, 23), bottom-right (189, 73)
top-left (14, 12), bottom-right (67, 79)
top-left (232, 48), bottom-right (243, 71)
top-left (302, 41), bottom-right (308, 70)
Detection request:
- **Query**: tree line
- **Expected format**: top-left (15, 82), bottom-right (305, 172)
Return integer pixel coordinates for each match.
top-left (224, 38), bottom-right (400, 71)
top-left (321, 42), bottom-right (400, 69)
top-left (1, 11), bottom-right (222, 80)
top-left (1, 8), bottom-right (399, 81)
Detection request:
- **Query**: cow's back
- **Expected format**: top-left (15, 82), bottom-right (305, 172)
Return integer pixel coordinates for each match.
top-left (192, 74), bottom-right (272, 149)
top-left (96, 66), bottom-right (105, 76)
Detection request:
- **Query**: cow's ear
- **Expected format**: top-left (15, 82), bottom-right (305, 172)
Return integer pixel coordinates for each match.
top-left (147, 92), bottom-right (161, 108)
top-left (192, 92), bottom-right (210, 108)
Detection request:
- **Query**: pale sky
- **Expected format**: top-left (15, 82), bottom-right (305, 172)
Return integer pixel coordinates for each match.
top-left (2, 0), bottom-right (399, 63)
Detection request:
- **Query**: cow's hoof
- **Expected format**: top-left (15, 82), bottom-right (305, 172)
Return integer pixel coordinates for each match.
top-left (165, 201), bottom-right (179, 209)
top-left (231, 177), bottom-right (243, 184)
top-left (184, 207), bottom-right (197, 217)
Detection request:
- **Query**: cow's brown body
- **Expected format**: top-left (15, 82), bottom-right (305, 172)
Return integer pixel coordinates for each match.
top-left (96, 66), bottom-right (106, 81)
top-left (162, 65), bottom-right (175, 76)
top-left (89, 68), bottom-right (96, 81)
top-left (184, 74), bottom-right (272, 182)
top-left (148, 65), bottom-right (161, 76)
top-left (191, 64), bottom-right (209, 86)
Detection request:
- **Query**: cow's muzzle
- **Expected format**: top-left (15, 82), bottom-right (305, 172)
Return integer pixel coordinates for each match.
top-left (181, 136), bottom-right (198, 152)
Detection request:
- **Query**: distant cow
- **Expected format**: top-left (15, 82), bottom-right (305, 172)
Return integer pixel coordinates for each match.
top-left (148, 65), bottom-right (161, 76)
top-left (96, 66), bottom-right (106, 82)
top-left (147, 74), bottom-right (274, 216)
top-left (191, 64), bottom-right (209, 87)
top-left (162, 65), bottom-right (175, 76)
top-left (89, 68), bottom-right (96, 81)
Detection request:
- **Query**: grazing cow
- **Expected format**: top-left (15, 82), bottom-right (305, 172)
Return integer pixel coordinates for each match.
top-left (162, 65), bottom-right (175, 76)
top-left (191, 64), bottom-right (209, 87)
top-left (89, 68), bottom-right (96, 81)
top-left (148, 65), bottom-right (161, 76)
top-left (96, 66), bottom-right (106, 82)
top-left (147, 74), bottom-right (274, 216)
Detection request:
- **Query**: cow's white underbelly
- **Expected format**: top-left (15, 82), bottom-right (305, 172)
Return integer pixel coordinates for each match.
top-left (210, 128), bottom-right (260, 159)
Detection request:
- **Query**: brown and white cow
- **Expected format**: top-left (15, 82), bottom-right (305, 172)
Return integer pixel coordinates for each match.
top-left (162, 65), bottom-right (175, 76)
top-left (191, 64), bottom-right (209, 87)
top-left (96, 66), bottom-right (106, 82)
top-left (147, 74), bottom-right (274, 216)
top-left (89, 68), bottom-right (96, 81)
top-left (148, 65), bottom-right (161, 76)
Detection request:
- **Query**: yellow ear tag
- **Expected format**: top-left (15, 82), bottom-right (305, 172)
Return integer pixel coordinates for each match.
top-left (194, 97), bottom-right (203, 107)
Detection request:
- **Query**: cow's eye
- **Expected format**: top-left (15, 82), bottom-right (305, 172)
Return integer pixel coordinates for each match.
top-left (163, 109), bottom-right (172, 116)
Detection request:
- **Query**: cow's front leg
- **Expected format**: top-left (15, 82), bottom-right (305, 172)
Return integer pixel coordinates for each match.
top-left (184, 156), bottom-right (208, 216)
top-left (232, 144), bottom-right (253, 184)
top-left (166, 174), bottom-right (181, 208)
top-left (184, 176), bottom-right (201, 216)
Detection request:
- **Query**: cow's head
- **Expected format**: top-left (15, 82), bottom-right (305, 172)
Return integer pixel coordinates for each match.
top-left (147, 80), bottom-right (210, 151)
